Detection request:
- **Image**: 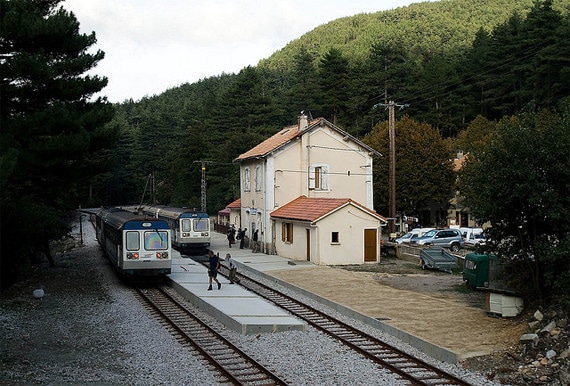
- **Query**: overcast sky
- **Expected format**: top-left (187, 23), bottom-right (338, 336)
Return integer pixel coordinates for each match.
top-left (63, 0), bottom-right (428, 103)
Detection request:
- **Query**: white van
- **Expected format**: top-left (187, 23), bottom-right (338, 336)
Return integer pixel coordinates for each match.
top-left (460, 227), bottom-right (486, 247)
top-left (459, 227), bottom-right (484, 238)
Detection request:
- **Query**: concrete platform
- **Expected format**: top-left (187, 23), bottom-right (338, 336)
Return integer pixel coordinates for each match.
top-left (168, 252), bottom-right (306, 335)
top-left (189, 232), bottom-right (519, 365)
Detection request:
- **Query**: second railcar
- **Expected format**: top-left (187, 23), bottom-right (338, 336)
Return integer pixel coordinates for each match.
top-left (145, 205), bottom-right (210, 254)
top-left (95, 207), bottom-right (172, 276)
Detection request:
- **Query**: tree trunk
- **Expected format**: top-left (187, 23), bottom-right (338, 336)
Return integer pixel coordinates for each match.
top-left (43, 240), bottom-right (55, 267)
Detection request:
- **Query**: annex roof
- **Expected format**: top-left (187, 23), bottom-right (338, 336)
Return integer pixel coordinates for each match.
top-left (234, 117), bottom-right (381, 162)
top-left (270, 195), bottom-right (387, 224)
top-left (227, 198), bottom-right (241, 209)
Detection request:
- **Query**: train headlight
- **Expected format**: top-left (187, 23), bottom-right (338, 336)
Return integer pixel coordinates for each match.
top-left (182, 233), bottom-right (188, 237)
top-left (155, 252), bottom-right (169, 259)
top-left (133, 253), bottom-right (139, 260)
top-left (201, 232), bottom-right (209, 236)
top-left (127, 252), bottom-right (139, 260)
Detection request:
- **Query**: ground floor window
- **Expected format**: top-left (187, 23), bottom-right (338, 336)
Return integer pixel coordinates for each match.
top-left (282, 222), bottom-right (293, 243)
top-left (331, 231), bottom-right (339, 243)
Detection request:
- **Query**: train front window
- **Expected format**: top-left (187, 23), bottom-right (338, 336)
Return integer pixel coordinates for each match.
top-left (145, 231), bottom-right (168, 250)
top-left (181, 219), bottom-right (191, 232)
top-left (194, 218), bottom-right (208, 232)
top-left (126, 232), bottom-right (140, 251)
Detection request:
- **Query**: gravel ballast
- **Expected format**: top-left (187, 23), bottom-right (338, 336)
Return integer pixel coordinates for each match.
top-left (0, 217), bottom-right (499, 385)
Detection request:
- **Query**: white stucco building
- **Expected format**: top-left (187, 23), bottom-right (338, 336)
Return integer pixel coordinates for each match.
top-left (233, 114), bottom-right (387, 264)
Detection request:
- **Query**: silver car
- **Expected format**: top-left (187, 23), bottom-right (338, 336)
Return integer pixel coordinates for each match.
top-left (412, 228), bottom-right (463, 252)
top-left (395, 232), bottom-right (419, 244)
top-left (395, 228), bottom-right (434, 244)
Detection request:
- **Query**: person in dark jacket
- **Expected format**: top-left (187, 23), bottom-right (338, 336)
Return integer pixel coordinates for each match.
top-left (239, 228), bottom-right (247, 249)
top-left (207, 250), bottom-right (221, 290)
top-left (252, 229), bottom-right (259, 253)
top-left (227, 226), bottom-right (236, 248)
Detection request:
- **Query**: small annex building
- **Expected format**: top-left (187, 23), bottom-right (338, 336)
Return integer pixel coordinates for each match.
top-left (217, 198), bottom-right (241, 228)
top-left (226, 198), bottom-right (242, 229)
top-left (270, 196), bottom-right (387, 265)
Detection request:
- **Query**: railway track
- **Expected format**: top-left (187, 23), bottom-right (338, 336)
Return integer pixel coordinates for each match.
top-left (135, 286), bottom-right (289, 386)
top-left (217, 262), bottom-right (473, 386)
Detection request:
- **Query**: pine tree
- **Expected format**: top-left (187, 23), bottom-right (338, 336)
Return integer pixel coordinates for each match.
top-left (0, 0), bottom-right (116, 288)
top-left (319, 48), bottom-right (350, 125)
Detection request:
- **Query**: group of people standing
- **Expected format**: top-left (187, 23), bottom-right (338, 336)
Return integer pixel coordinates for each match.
top-left (227, 226), bottom-right (259, 252)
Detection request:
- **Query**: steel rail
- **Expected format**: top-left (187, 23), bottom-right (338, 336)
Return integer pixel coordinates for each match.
top-left (136, 286), bottom-right (289, 386)
top-left (216, 262), bottom-right (473, 386)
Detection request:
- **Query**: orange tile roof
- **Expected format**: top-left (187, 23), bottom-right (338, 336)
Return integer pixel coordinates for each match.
top-left (235, 121), bottom-right (309, 161)
top-left (234, 117), bottom-right (381, 162)
top-left (270, 196), bottom-right (386, 223)
top-left (227, 198), bottom-right (241, 209)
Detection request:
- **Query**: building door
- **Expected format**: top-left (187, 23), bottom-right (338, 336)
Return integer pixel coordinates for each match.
top-left (364, 229), bottom-right (377, 262)
top-left (306, 229), bottom-right (311, 261)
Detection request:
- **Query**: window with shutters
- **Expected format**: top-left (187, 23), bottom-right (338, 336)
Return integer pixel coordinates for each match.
top-left (282, 222), bottom-right (293, 243)
top-left (308, 164), bottom-right (329, 191)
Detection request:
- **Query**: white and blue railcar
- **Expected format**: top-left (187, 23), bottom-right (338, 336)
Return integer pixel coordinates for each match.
top-left (95, 208), bottom-right (172, 276)
top-left (144, 205), bottom-right (210, 254)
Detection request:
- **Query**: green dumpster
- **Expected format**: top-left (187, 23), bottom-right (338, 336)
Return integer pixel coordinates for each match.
top-left (463, 253), bottom-right (496, 289)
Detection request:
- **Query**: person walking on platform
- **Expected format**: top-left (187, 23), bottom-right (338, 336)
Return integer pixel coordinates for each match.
top-left (226, 253), bottom-right (240, 284)
top-left (207, 250), bottom-right (221, 290)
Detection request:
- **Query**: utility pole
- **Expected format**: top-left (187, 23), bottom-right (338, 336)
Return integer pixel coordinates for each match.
top-left (388, 102), bottom-right (396, 235)
top-left (193, 160), bottom-right (212, 212)
top-left (373, 101), bottom-right (409, 236)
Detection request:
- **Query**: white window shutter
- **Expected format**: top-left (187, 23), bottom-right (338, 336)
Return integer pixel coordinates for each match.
top-left (321, 165), bottom-right (329, 190)
top-left (255, 165), bottom-right (262, 191)
top-left (244, 167), bottom-right (251, 191)
top-left (308, 166), bottom-right (315, 189)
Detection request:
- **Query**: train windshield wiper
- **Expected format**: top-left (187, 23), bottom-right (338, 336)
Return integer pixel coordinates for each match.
top-left (155, 229), bottom-right (166, 246)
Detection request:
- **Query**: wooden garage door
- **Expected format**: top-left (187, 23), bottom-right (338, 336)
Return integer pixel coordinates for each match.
top-left (364, 229), bottom-right (377, 262)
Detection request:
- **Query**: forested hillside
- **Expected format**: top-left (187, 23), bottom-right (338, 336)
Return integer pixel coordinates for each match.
top-left (260, 0), bottom-right (549, 69)
top-left (100, 0), bottom-right (569, 214)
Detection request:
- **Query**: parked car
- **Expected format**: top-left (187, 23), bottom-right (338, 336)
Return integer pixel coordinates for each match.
top-left (459, 227), bottom-right (484, 238)
top-left (412, 228), bottom-right (463, 252)
top-left (394, 228), bottom-right (434, 244)
top-left (395, 232), bottom-right (418, 244)
top-left (464, 232), bottom-right (486, 248)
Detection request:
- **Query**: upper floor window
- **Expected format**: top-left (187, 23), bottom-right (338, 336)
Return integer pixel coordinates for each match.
top-left (244, 167), bottom-right (251, 192)
top-left (255, 165), bottom-right (262, 191)
top-left (309, 164), bottom-right (329, 190)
